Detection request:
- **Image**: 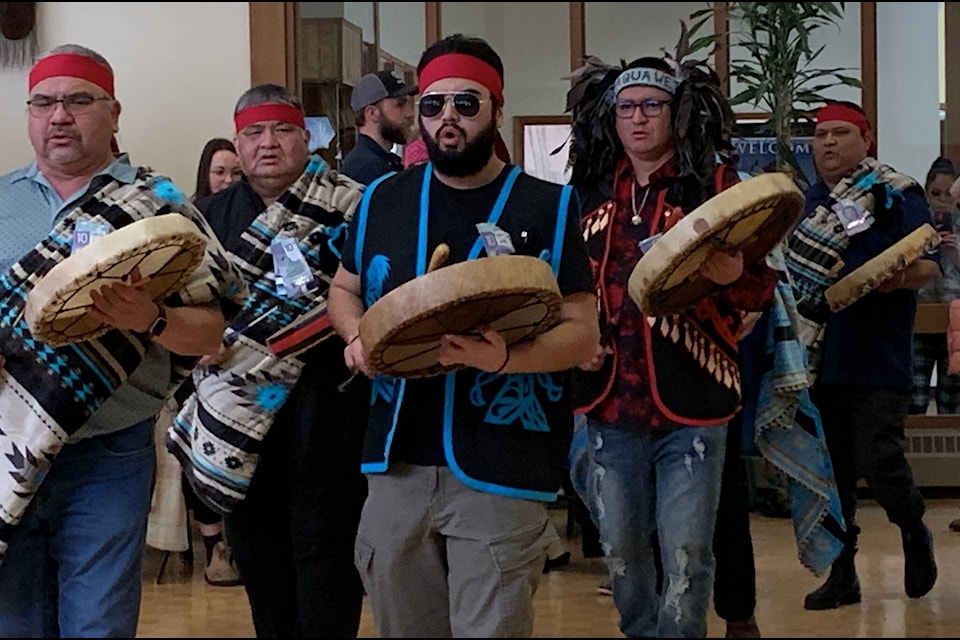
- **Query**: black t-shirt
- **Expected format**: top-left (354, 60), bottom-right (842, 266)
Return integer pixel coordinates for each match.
top-left (195, 181), bottom-right (265, 254)
top-left (342, 165), bottom-right (593, 465)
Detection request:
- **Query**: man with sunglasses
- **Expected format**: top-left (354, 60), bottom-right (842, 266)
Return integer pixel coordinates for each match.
top-left (340, 70), bottom-right (417, 185)
top-left (0, 44), bottom-right (244, 637)
top-left (565, 55), bottom-right (777, 637)
top-left (328, 33), bottom-right (599, 638)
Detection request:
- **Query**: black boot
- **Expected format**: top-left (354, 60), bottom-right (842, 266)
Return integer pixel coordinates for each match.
top-left (902, 521), bottom-right (937, 598)
top-left (803, 542), bottom-right (861, 610)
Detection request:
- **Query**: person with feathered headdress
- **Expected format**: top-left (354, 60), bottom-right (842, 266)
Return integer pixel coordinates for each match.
top-left (564, 28), bottom-right (780, 638)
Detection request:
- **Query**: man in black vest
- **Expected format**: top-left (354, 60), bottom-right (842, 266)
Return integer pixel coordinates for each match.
top-left (328, 34), bottom-right (599, 638)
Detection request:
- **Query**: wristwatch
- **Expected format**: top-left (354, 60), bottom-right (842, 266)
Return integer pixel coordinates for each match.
top-left (148, 304), bottom-right (168, 337)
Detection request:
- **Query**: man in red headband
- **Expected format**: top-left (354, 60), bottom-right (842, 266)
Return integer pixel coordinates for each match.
top-left (328, 34), bottom-right (599, 637)
top-left (787, 100), bottom-right (941, 610)
top-left (0, 44), bottom-right (244, 637)
top-left (185, 83), bottom-right (370, 638)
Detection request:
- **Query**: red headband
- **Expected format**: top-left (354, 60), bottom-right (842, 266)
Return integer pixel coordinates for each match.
top-left (29, 53), bottom-right (115, 96)
top-left (418, 53), bottom-right (504, 104)
top-left (234, 103), bottom-right (305, 132)
top-left (817, 103), bottom-right (877, 157)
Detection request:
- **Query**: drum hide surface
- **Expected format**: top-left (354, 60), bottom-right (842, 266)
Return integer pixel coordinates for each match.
top-left (360, 254), bottom-right (563, 378)
top-left (629, 172), bottom-right (804, 317)
top-left (25, 214), bottom-right (208, 346)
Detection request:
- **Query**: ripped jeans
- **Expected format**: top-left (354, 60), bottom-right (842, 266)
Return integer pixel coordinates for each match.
top-left (584, 420), bottom-right (726, 638)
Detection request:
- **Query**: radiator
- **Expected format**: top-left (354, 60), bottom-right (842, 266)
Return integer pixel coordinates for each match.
top-left (904, 428), bottom-right (960, 487)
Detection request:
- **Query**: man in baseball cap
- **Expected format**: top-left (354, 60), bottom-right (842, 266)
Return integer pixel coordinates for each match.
top-left (341, 70), bottom-right (417, 185)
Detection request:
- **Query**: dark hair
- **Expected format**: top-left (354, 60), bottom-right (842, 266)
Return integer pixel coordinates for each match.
top-left (417, 33), bottom-right (504, 110)
top-left (193, 137), bottom-right (237, 201)
top-left (565, 49), bottom-right (734, 208)
top-left (235, 83), bottom-right (303, 113)
top-left (926, 156), bottom-right (957, 190)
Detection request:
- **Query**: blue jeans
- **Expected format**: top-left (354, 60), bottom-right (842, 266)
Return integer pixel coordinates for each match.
top-left (0, 419), bottom-right (156, 638)
top-left (585, 421), bottom-right (726, 638)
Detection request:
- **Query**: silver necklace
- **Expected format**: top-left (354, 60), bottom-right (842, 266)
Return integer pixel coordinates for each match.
top-left (631, 180), bottom-right (651, 226)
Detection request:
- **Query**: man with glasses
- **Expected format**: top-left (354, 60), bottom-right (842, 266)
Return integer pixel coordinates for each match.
top-left (340, 70), bottom-right (417, 185)
top-left (328, 33), bottom-right (599, 637)
top-left (0, 44), bottom-right (244, 637)
top-left (186, 83), bottom-right (370, 638)
top-left (565, 55), bottom-right (777, 637)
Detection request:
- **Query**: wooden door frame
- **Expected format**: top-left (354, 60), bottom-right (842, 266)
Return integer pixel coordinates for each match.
top-left (249, 2), bottom-right (442, 90)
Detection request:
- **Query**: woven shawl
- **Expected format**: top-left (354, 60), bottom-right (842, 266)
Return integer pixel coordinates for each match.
top-left (785, 157), bottom-right (919, 375)
top-left (169, 157), bottom-right (363, 514)
top-left (0, 169), bottom-right (247, 563)
top-left (754, 247), bottom-right (846, 577)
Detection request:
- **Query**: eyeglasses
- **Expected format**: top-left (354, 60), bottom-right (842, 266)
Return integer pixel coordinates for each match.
top-left (417, 92), bottom-right (487, 119)
top-left (238, 122), bottom-right (301, 139)
top-left (614, 98), bottom-right (671, 119)
top-left (26, 92), bottom-right (113, 117)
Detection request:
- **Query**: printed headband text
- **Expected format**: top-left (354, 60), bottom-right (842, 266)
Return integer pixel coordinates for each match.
top-left (613, 67), bottom-right (678, 97)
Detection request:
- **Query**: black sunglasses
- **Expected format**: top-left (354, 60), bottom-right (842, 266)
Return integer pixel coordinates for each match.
top-left (417, 92), bottom-right (487, 118)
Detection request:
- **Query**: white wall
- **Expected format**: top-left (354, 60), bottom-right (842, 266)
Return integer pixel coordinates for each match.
top-left (585, 2), bottom-right (711, 68)
top-left (877, 2), bottom-right (942, 182)
top-left (0, 2), bottom-right (250, 194)
top-left (379, 3), bottom-right (426, 67)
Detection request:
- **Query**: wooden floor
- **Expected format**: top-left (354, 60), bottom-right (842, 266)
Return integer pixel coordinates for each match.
top-left (137, 498), bottom-right (960, 638)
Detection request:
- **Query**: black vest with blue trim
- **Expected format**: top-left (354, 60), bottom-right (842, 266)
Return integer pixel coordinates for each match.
top-left (353, 163), bottom-right (575, 501)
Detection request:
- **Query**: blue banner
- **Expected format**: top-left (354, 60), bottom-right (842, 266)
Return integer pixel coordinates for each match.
top-left (733, 136), bottom-right (817, 187)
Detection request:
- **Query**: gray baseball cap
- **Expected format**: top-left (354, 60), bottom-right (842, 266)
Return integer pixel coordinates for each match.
top-left (351, 70), bottom-right (417, 111)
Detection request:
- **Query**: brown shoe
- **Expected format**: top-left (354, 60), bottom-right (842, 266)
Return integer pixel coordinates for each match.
top-left (205, 541), bottom-right (243, 587)
top-left (725, 615), bottom-right (761, 638)
top-left (949, 518), bottom-right (960, 533)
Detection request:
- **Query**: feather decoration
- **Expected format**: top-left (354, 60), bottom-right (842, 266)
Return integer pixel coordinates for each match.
top-left (561, 55), bottom-right (623, 195)
top-left (663, 20), bottom-right (737, 199)
top-left (562, 20), bottom-right (736, 203)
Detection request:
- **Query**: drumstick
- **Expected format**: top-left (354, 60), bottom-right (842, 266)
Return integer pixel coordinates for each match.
top-left (223, 305), bottom-right (280, 346)
top-left (428, 243), bottom-right (450, 273)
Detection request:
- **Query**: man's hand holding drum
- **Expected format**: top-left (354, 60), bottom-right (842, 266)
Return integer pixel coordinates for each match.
top-left (699, 249), bottom-right (745, 286)
top-left (437, 327), bottom-right (510, 373)
top-left (87, 266), bottom-right (162, 334)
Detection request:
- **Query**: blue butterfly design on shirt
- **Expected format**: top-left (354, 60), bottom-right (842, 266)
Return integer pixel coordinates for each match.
top-left (469, 372), bottom-right (563, 432)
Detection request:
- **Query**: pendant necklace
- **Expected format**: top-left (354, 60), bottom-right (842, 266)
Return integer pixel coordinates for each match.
top-left (631, 179), bottom-right (651, 226)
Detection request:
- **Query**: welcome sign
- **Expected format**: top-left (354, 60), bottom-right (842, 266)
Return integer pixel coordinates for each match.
top-left (733, 136), bottom-right (816, 186)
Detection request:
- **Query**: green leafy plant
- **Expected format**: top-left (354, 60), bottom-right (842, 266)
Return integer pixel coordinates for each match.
top-left (687, 2), bottom-right (862, 183)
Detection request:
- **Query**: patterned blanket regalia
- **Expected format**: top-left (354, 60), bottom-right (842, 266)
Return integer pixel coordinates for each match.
top-left (784, 157), bottom-right (919, 377)
top-left (754, 248), bottom-right (846, 577)
top-left (169, 157), bottom-right (362, 514)
top-left (0, 170), bottom-right (246, 565)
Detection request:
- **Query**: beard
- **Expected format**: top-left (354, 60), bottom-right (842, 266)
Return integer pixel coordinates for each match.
top-left (421, 115), bottom-right (497, 177)
top-left (379, 118), bottom-right (410, 147)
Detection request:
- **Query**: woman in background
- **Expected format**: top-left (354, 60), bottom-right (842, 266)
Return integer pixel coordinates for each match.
top-left (192, 137), bottom-right (243, 201)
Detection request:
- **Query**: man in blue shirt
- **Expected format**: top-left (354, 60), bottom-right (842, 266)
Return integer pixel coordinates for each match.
top-left (0, 44), bottom-right (242, 637)
top-left (339, 70), bottom-right (416, 185)
top-left (789, 101), bottom-right (941, 611)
